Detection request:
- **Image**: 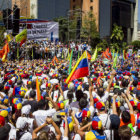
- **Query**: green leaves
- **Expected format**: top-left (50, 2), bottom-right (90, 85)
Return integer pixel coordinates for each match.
top-left (130, 40), bottom-right (140, 51)
top-left (110, 24), bottom-right (125, 51)
top-left (111, 24), bottom-right (124, 42)
top-left (81, 11), bottom-right (99, 48)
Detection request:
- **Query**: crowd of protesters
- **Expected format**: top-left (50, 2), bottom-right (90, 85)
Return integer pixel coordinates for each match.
top-left (0, 43), bottom-right (139, 140)
top-left (7, 41), bottom-right (91, 61)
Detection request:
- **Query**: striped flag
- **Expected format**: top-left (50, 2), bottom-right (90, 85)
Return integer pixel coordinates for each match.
top-left (68, 48), bottom-right (73, 74)
top-left (91, 47), bottom-right (97, 62)
top-left (66, 51), bottom-right (89, 84)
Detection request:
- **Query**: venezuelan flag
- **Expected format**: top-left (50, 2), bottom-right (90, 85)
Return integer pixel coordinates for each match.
top-left (66, 51), bottom-right (89, 84)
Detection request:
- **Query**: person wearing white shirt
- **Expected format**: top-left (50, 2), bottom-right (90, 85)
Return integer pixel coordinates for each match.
top-left (33, 97), bottom-right (59, 127)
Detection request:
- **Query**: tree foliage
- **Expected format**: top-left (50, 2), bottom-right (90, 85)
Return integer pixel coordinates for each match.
top-left (110, 24), bottom-right (125, 50)
top-left (54, 11), bottom-right (100, 47)
top-left (96, 39), bottom-right (108, 52)
top-left (130, 40), bottom-right (140, 51)
top-left (81, 11), bottom-right (100, 48)
top-left (0, 14), bottom-right (6, 47)
top-left (54, 17), bottom-right (68, 43)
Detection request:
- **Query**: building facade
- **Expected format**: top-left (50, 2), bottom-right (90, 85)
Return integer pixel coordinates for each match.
top-left (138, 31), bottom-right (140, 40)
top-left (12, 0), bottom-right (31, 18)
top-left (70, 0), bottom-right (111, 39)
top-left (112, 0), bottom-right (138, 43)
top-left (37, 0), bottom-right (70, 20)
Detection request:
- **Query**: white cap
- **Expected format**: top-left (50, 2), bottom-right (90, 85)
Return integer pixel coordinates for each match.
top-left (16, 117), bottom-right (28, 129)
top-left (21, 105), bottom-right (31, 115)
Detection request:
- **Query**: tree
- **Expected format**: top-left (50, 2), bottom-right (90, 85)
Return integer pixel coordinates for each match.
top-left (110, 24), bottom-right (124, 51)
top-left (130, 40), bottom-right (140, 51)
top-left (0, 13), bottom-right (6, 47)
top-left (96, 39), bottom-right (108, 52)
top-left (54, 17), bottom-right (68, 43)
top-left (81, 11), bottom-right (100, 49)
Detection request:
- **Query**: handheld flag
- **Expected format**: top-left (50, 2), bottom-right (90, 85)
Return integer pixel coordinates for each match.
top-left (105, 48), bottom-right (112, 59)
top-left (87, 52), bottom-right (91, 60)
top-left (68, 48), bottom-right (73, 74)
top-left (113, 52), bottom-right (118, 68)
top-left (15, 29), bottom-right (27, 46)
top-left (112, 49), bottom-right (115, 60)
top-left (66, 51), bottom-right (89, 84)
top-left (102, 51), bottom-right (108, 59)
top-left (6, 34), bottom-right (11, 42)
top-left (32, 47), bottom-right (34, 59)
top-left (78, 51), bottom-right (80, 59)
top-left (51, 56), bottom-right (59, 64)
top-left (67, 48), bottom-right (70, 60)
top-left (91, 47), bottom-right (97, 62)
top-left (36, 77), bottom-right (41, 102)
top-left (2, 43), bottom-right (10, 62)
top-left (123, 50), bottom-right (128, 60)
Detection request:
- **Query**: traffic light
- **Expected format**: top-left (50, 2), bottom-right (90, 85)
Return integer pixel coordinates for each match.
top-left (2, 8), bottom-right (13, 29)
top-left (12, 5), bottom-right (20, 36)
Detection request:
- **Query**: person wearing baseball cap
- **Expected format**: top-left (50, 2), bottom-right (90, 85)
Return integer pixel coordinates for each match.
top-left (77, 119), bottom-right (106, 140)
top-left (95, 101), bottom-right (111, 130)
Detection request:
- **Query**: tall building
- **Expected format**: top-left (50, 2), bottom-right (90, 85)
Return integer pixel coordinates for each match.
top-left (138, 31), bottom-right (140, 40)
top-left (12, 0), bottom-right (31, 18)
top-left (0, 0), bottom-right (12, 10)
top-left (112, 0), bottom-right (138, 43)
top-left (37, 0), bottom-right (70, 20)
top-left (70, 0), bottom-right (111, 38)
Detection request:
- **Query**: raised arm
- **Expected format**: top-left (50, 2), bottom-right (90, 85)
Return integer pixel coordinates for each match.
top-left (122, 93), bottom-right (134, 114)
top-left (46, 117), bottom-right (62, 140)
top-left (58, 83), bottom-right (63, 97)
top-left (62, 116), bottom-right (68, 138)
top-left (48, 84), bottom-right (54, 96)
top-left (106, 69), bottom-right (116, 92)
top-left (77, 122), bottom-right (92, 137)
top-left (112, 95), bottom-right (118, 115)
top-left (32, 123), bottom-right (47, 140)
top-left (89, 86), bottom-right (94, 107)
top-left (126, 79), bottom-right (134, 100)
top-left (46, 97), bottom-right (59, 111)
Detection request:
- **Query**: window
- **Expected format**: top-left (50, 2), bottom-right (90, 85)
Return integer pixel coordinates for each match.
top-left (90, 0), bottom-right (93, 2)
top-left (73, 5), bottom-right (75, 10)
top-left (90, 6), bottom-right (93, 11)
top-left (73, 0), bottom-right (76, 2)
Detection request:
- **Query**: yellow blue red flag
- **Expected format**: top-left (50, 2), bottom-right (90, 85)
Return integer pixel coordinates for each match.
top-left (66, 51), bottom-right (89, 84)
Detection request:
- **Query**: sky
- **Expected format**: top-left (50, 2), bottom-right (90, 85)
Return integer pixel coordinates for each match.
top-left (138, 1), bottom-right (140, 23)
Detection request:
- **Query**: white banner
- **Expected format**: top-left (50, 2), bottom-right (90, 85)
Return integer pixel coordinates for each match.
top-left (7, 21), bottom-right (59, 41)
top-left (26, 22), bottom-right (59, 41)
